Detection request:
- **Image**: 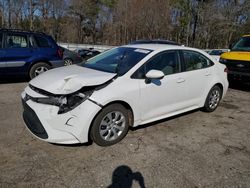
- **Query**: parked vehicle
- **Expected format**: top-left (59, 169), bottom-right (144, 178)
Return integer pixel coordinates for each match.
top-left (60, 46), bottom-right (83, 65)
top-left (208, 49), bottom-right (228, 61)
top-left (204, 49), bottom-right (212, 54)
top-left (220, 35), bottom-right (250, 82)
top-left (130, 39), bottom-right (180, 45)
top-left (74, 48), bottom-right (101, 60)
top-left (0, 28), bottom-right (64, 79)
top-left (22, 44), bottom-right (228, 146)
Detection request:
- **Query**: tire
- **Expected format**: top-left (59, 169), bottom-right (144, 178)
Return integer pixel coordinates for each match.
top-left (90, 104), bottom-right (130, 146)
top-left (29, 62), bottom-right (51, 79)
top-left (64, 58), bottom-right (73, 66)
top-left (203, 85), bottom-right (222, 112)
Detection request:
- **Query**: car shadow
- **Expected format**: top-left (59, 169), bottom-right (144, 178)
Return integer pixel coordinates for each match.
top-left (50, 140), bottom-right (93, 147)
top-left (107, 165), bottom-right (145, 188)
top-left (51, 109), bottom-right (201, 147)
top-left (0, 76), bottom-right (29, 84)
top-left (229, 81), bottom-right (250, 92)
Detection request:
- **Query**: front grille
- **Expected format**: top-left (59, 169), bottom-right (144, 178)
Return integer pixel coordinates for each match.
top-left (22, 99), bottom-right (48, 139)
top-left (224, 60), bottom-right (250, 73)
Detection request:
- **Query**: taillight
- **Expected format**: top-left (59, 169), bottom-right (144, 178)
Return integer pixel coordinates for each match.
top-left (57, 48), bottom-right (63, 59)
top-left (224, 67), bottom-right (228, 73)
top-left (77, 53), bottom-right (81, 58)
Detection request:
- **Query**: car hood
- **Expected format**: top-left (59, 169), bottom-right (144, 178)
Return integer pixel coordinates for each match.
top-left (29, 65), bottom-right (116, 95)
top-left (221, 51), bottom-right (250, 61)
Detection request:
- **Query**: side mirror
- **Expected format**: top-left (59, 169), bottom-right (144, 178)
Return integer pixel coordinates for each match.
top-left (145, 70), bottom-right (164, 83)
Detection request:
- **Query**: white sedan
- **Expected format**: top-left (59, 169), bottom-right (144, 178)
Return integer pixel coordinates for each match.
top-left (21, 44), bottom-right (228, 146)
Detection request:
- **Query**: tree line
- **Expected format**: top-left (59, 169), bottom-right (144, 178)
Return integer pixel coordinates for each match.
top-left (0, 0), bottom-right (249, 49)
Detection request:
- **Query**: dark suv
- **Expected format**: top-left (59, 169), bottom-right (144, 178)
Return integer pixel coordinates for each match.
top-left (0, 29), bottom-right (64, 79)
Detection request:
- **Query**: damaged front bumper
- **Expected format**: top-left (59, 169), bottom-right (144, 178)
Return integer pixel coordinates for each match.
top-left (21, 86), bottom-right (102, 144)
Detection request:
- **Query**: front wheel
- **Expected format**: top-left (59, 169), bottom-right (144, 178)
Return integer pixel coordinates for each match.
top-left (90, 104), bottom-right (130, 146)
top-left (203, 85), bottom-right (222, 112)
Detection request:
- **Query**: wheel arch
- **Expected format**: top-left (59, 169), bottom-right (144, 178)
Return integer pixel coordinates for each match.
top-left (103, 100), bottom-right (134, 126)
top-left (27, 60), bottom-right (52, 78)
top-left (202, 82), bottom-right (224, 112)
top-left (87, 100), bottom-right (134, 142)
top-left (63, 56), bottom-right (73, 61)
top-left (28, 60), bottom-right (52, 71)
top-left (213, 82), bottom-right (224, 99)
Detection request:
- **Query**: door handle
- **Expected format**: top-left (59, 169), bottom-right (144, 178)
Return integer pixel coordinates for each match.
top-left (177, 78), bottom-right (185, 83)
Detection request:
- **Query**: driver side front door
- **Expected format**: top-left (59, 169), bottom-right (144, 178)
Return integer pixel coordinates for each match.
top-left (133, 50), bottom-right (188, 124)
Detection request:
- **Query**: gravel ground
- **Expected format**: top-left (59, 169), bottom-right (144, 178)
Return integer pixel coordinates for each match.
top-left (0, 80), bottom-right (249, 188)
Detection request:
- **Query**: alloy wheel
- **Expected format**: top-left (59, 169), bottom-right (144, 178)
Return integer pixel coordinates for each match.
top-left (99, 111), bottom-right (126, 141)
top-left (208, 89), bottom-right (220, 109)
top-left (64, 59), bottom-right (73, 66)
top-left (34, 66), bottom-right (49, 76)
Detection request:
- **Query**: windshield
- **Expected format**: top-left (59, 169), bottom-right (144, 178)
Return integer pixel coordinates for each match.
top-left (79, 47), bottom-right (152, 75)
top-left (231, 37), bottom-right (250, 51)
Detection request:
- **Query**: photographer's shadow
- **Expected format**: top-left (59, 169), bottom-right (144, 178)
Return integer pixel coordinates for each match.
top-left (107, 165), bottom-right (145, 188)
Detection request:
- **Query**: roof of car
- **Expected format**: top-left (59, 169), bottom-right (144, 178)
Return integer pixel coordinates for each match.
top-left (0, 28), bottom-right (47, 35)
top-left (124, 43), bottom-right (195, 51)
top-left (210, 49), bottom-right (229, 52)
top-left (130, 39), bottom-right (179, 45)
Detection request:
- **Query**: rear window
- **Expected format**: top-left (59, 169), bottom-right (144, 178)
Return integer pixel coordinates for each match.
top-left (34, 36), bottom-right (50, 47)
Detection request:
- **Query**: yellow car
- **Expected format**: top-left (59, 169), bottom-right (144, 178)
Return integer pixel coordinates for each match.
top-left (220, 35), bottom-right (250, 82)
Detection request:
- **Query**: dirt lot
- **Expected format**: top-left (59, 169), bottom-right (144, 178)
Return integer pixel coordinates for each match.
top-left (0, 80), bottom-right (249, 188)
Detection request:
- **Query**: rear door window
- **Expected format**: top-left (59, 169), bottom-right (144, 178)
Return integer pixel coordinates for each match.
top-left (182, 50), bottom-right (213, 71)
top-left (34, 36), bottom-right (50, 47)
top-left (6, 33), bottom-right (28, 48)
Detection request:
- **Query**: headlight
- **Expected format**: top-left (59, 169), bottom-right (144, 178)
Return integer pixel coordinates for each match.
top-left (219, 58), bottom-right (227, 64)
top-left (32, 96), bottom-right (67, 106)
top-left (27, 91), bottom-right (92, 114)
top-left (58, 92), bottom-right (90, 114)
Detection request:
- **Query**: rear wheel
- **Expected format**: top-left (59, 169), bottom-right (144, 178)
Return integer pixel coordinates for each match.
top-left (64, 58), bottom-right (73, 66)
top-left (203, 85), bottom-right (222, 112)
top-left (29, 62), bottom-right (51, 79)
top-left (90, 104), bottom-right (130, 146)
